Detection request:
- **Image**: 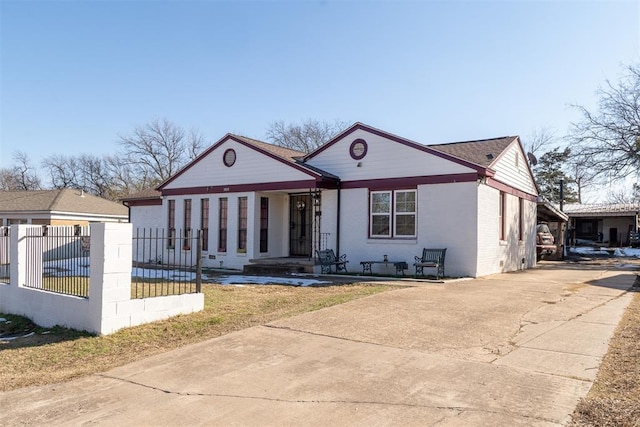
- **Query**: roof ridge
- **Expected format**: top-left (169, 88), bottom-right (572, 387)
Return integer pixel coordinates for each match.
top-left (48, 188), bottom-right (68, 210)
top-left (230, 134), bottom-right (305, 158)
top-left (428, 136), bottom-right (516, 147)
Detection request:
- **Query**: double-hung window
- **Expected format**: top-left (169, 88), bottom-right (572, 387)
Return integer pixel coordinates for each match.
top-left (218, 198), bottom-right (227, 252)
top-left (499, 192), bottom-right (506, 241)
top-left (370, 190), bottom-right (416, 238)
top-left (167, 199), bottom-right (176, 249)
top-left (201, 198), bottom-right (209, 251)
top-left (238, 197), bottom-right (248, 252)
top-left (183, 199), bottom-right (192, 250)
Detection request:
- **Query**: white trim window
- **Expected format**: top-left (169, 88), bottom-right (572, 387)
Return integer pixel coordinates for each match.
top-left (370, 190), bottom-right (417, 238)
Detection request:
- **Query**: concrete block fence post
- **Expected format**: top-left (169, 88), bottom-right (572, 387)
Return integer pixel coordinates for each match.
top-left (88, 222), bottom-right (133, 335)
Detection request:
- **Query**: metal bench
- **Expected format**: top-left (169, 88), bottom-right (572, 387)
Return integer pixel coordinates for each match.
top-left (414, 248), bottom-right (446, 279)
top-left (316, 249), bottom-right (349, 274)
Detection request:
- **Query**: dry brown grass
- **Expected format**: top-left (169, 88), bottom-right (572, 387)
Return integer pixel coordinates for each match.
top-left (0, 282), bottom-right (393, 392)
top-left (569, 288), bottom-right (640, 427)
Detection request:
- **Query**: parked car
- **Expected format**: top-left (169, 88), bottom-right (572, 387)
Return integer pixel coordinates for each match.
top-left (536, 222), bottom-right (556, 260)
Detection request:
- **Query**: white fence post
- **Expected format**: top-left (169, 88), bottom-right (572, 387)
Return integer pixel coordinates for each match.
top-left (9, 225), bottom-right (40, 288)
top-left (88, 222), bottom-right (133, 334)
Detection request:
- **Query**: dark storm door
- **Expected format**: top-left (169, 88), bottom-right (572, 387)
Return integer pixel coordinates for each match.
top-left (610, 227), bottom-right (618, 244)
top-left (289, 194), bottom-right (312, 256)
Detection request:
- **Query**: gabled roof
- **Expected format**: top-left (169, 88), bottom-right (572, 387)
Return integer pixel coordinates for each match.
top-left (428, 136), bottom-right (518, 168)
top-left (158, 133), bottom-right (337, 191)
top-left (563, 203), bottom-right (640, 216)
top-left (231, 135), bottom-right (304, 163)
top-left (120, 188), bottom-right (162, 202)
top-left (0, 189), bottom-right (128, 216)
top-left (304, 122), bottom-right (503, 176)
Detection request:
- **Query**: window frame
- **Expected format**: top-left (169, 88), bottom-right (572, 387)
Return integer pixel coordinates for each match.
top-left (218, 198), bottom-right (228, 253)
top-left (237, 197), bottom-right (248, 252)
top-left (167, 199), bottom-right (176, 249)
top-left (259, 197), bottom-right (269, 253)
top-left (499, 191), bottom-right (506, 241)
top-left (369, 189), bottom-right (417, 239)
top-left (518, 197), bottom-right (524, 242)
top-left (183, 199), bottom-right (192, 250)
top-left (201, 198), bottom-right (209, 252)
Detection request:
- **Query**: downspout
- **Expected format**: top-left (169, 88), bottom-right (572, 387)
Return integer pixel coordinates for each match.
top-left (122, 201), bottom-right (131, 223)
top-left (336, 180), bottom-right (341, 257)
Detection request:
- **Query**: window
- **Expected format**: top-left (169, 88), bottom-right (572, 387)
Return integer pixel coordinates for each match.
top-left (371, 192), bottom-right (391, 237)
top-left (183, 199), bottom-right (192, 250)
top-left (395, 191), bottom-right (416, 237)
top-left (370, 190), bottom-right (416, 238)
top-left (238, 197), bottom-right (248, 252)
top-left (167, 200), bottom-right (176, 249)
top-left (201, 198), bottom-right (209, 251)
top-left (260, 197), bottom-right (268, 253)
top-left (518, 198), bottom-right (524, 241)
top-left (499, 192), bottom-right (506, 241)
top-left (218, 198), bottom-right (227, 252)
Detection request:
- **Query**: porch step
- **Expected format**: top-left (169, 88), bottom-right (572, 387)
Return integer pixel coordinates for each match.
top-left (244, 257), bottom-right (316, 275)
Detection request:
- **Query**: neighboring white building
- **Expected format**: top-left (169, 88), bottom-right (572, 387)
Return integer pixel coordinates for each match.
top-left (123, 123), bottom-right (539, 278)
top-left (564, 203), bottom-right (640, 246)
top-left (0, 189), bottom-right (128, 226)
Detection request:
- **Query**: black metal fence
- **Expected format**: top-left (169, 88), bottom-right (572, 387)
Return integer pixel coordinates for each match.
top-left (132, 228), bottom-right (202, 299)
top-left (0, 226), bottom-right (9, 283)
top-left (24, 225), bottom-right (91, 298)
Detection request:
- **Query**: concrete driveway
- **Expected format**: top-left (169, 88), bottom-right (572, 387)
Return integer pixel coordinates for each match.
top-left (0, 262), bottom-right (637, 426)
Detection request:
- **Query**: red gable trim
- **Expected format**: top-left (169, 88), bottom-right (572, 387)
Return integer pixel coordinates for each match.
top-left (161, 179), bottom-right (326, 196)
top-left (158, 135), bottom-right (321, 191)
top-left (304, 122), bottom-right (495, 177)
top-left (340, 173), bottom-right (480, 190)
top-left (486, 178), bottom-right (537, 202)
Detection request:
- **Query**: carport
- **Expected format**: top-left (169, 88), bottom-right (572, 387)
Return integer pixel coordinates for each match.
top-left (537, 198), bottom-right (569, 260)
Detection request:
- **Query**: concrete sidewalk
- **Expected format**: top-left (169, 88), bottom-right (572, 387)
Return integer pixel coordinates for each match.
top-left (0, 264), bottom-right (636, 426)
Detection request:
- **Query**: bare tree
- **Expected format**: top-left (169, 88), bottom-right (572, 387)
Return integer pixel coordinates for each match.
top-left (569, 64), bottom-right (640, 181)
top-left (42, 154), bottom-right (81, 190)
top-left (606, 183), bottom-right (640, 203)
top-left (265, 119), bottom-right (349, 154)
top-left (118, 118), bottom-right (205, 184)
top-left (0, 151), bottom-right (42, 190)
top-left (524, 126), bottom-right (556, 159)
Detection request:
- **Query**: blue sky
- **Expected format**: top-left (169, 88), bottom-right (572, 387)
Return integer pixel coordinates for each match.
top-left (1, 0), bottom-right (638, 198)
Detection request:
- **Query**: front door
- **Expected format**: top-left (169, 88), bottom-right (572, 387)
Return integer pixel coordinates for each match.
top-left (289, 194), bottom-right (312, 256)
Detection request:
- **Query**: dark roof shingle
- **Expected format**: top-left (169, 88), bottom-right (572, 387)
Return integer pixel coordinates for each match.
top-left (428, 136), bottom-right (518, 168)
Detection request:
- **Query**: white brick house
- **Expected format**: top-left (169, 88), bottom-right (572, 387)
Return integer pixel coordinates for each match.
top-left (123, 123), bottom-right (539, 278)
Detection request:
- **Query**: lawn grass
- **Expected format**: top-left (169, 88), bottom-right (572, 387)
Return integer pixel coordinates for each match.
top-left (569, 289), bottom-right (640, 426)
top-left (0, 282), bottom-right (394, 392)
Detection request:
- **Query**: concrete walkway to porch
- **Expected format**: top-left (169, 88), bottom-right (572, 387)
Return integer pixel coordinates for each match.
top-left (0, 262), bottom-right (637, 426)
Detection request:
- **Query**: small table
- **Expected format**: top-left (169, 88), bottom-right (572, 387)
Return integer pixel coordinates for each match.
top-left (360, 260), bottom-right (408, 276)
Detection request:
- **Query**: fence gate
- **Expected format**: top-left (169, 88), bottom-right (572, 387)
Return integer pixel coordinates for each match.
top-left (24, 225), bottom-right (91, 298)
top-left (132, 228), bottom-right (202, 299)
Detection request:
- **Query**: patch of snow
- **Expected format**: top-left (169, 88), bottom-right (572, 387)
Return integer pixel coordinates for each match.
top-left (217, 275), bottom-right (329, 287)
top-left (43, 257), bottom-right (90, 277)
top-left (615, 264), bottom-right (640, 270)
top-left (132, 267), bottom-right (197, 281)
top-left (0, 331), bottom-right (34, 341)
top-left (569, 247), bottom-right (640, 258)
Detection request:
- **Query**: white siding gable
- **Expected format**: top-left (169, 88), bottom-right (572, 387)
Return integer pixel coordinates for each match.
top-left (491, 142), bottom-right (538, 195)
top-left (163, 139), bottom-right (312, 190)
top-left (306, 128), bottom-right (475, 181)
